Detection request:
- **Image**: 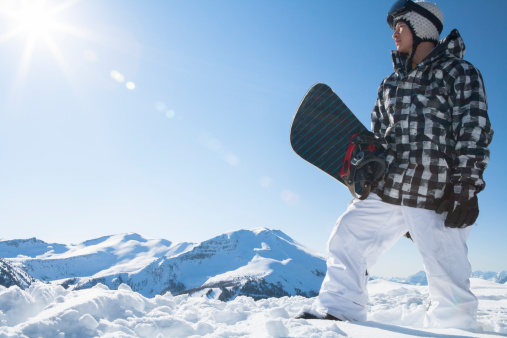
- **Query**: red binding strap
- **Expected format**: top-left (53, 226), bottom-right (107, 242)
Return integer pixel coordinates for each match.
top-left (340, 133), bottom-right (358, 180)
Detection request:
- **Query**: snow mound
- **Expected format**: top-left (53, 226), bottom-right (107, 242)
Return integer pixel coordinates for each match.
top-left (0, 278), bottom-right (505, 337)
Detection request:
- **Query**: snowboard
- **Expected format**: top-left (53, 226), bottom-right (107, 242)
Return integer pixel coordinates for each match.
top-left (290, 83), bottom-right (369, 194)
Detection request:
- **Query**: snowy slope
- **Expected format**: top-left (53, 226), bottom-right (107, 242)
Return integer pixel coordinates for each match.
top-left (0, 237), bottom-right (68, 258)
top-left (375, 270), bottom-right (507, 286)
top-left (73, 228), bottom-right (327, 299)
top-left (473, 270), bottom-right (507, 284)
top-left (1, 229), bottom-right (326, 299)
top-left (1, 233), bottom-right (195, 281)
top-left (372, 270), bottom-right (429, 285)
top-left (0, 258), bottom-right (35, 290)
top-left (0, 278), bottom-right (505, 337)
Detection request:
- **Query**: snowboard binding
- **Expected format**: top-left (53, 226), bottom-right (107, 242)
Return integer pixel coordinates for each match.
top-left (340, 133), bottom-right (386, 200)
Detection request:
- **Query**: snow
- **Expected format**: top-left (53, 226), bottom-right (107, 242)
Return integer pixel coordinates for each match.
top-left (0, 229), bottom-right (326, 299)
top-left (0, 278), bottom-right (505, 337)
top-left (254, 242), bottom-right (271, 251)
top-left (1, 233), bottom-right (196, 285)
top-left (1, 229), bottom-right (506, 336)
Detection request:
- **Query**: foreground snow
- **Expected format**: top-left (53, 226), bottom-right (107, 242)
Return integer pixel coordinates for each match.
top-left (0, 278), bottom-right (505, 337)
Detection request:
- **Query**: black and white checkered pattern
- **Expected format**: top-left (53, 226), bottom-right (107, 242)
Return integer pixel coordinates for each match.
top-left (372, 29), bottom-right (493, 210)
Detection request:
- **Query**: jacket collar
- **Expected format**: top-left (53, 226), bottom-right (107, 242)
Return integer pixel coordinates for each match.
top-left (391, 29), bottom-right (466, 76)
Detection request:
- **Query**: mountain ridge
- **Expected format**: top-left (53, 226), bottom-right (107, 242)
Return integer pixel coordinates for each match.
top-left (0, 228), bottom-right (326, 300)
top-left (1, 229), bottom-right (505, 299)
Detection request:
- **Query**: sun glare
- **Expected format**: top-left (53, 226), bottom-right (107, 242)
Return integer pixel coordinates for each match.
top-left (0, 0), bottom-right (83, 94)
top-left (1, 0), bottom-right (65, 40)
top-left (13, 3), bottom-right (57, 38)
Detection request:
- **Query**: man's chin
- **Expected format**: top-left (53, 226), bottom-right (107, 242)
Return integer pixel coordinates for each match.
top-left (397, 47), bottom-right (411, 54)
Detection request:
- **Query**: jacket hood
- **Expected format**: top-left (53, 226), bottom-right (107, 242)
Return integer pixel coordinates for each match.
top-left (391, 29), bottom-right (466, 76)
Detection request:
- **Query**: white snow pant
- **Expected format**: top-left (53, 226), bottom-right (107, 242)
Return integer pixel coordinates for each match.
top-left (316, 194), bottom-right (478, 329)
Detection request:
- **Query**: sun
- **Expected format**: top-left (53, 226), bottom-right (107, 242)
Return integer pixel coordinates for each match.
top-left (0, 0), bottom-right (84, 92)
top-left (0, 0), bottom-right (78, 41)
top-left (10, 1), bottom-right (59, 38)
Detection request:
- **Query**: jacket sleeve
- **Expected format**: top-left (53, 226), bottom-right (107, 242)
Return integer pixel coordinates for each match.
top-left (450, 63), bottom-right (493, 203)
top-left (371, 80), bottom-right (390, 142)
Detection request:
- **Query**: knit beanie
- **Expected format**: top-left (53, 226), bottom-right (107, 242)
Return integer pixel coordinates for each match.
top-left (393, 1), bottom-right (444, 43)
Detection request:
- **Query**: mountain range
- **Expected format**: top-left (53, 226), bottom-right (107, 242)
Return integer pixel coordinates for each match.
top-left (1, 228), bottom-right (505, 300)
top-left (0, 228), bottom-right (326, 300)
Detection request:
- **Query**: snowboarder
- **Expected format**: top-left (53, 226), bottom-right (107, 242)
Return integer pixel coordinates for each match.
top-left (296, 0), bottom-right (493, 330)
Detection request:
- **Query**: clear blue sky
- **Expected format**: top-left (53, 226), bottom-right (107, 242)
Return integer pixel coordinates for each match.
top-left (0, 0), bottom-right (505, 277)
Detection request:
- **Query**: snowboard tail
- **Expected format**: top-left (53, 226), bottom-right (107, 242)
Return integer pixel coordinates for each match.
top-left (290, 83), bottom-right (368, 186)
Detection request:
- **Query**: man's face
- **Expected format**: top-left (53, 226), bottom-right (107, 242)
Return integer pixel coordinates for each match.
top-left (392, 21), bottom-right (413, 54)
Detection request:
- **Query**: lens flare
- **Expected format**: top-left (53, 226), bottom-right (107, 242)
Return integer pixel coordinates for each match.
top-left (281, 190), bottom-right (300, 206)
top-left (110, 70), bottom-right (124, 82)
top-left (126, 81), bottom-right (136, 90)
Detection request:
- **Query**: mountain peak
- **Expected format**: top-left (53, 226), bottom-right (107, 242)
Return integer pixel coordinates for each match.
top-left (0, 238), bottom-right (67, 258)
top-left (81, 233), bottom-right (148, 247)
top-left (220, 228), bottom-right (298, 247)
top-left (223, 227), bottom-right (278, 238)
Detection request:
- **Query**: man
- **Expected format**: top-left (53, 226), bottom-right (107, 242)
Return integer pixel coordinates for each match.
top-left (296, 0), bottom-right (493, 330)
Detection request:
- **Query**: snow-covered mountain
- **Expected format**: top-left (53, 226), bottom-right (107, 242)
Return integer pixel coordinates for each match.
top-left (1, 233), bottom-right (195, 282)
top-left (373, 270), bottom-right (429, 285)
top-left (71, 228), bottom-right (327, 300)
top-left (1, 228), bottom-right (327, 300)
top-left (0, 237), bottom-right (68, 258)
top-left (373, 270), bottom-right (507, 286)
top-left (473, 270), bottom-right (507, 284)
top-left (1, 229), bottom-right (505, 301)
top-left (0, 258), bottom-right (35, 289)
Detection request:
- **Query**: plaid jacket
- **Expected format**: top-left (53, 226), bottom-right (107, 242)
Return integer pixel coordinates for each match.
top-left (372, 29), bottom-right (493, 210)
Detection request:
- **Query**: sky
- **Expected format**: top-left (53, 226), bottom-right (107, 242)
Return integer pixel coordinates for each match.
top-left (0, 0), bottom-right (505, 278)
